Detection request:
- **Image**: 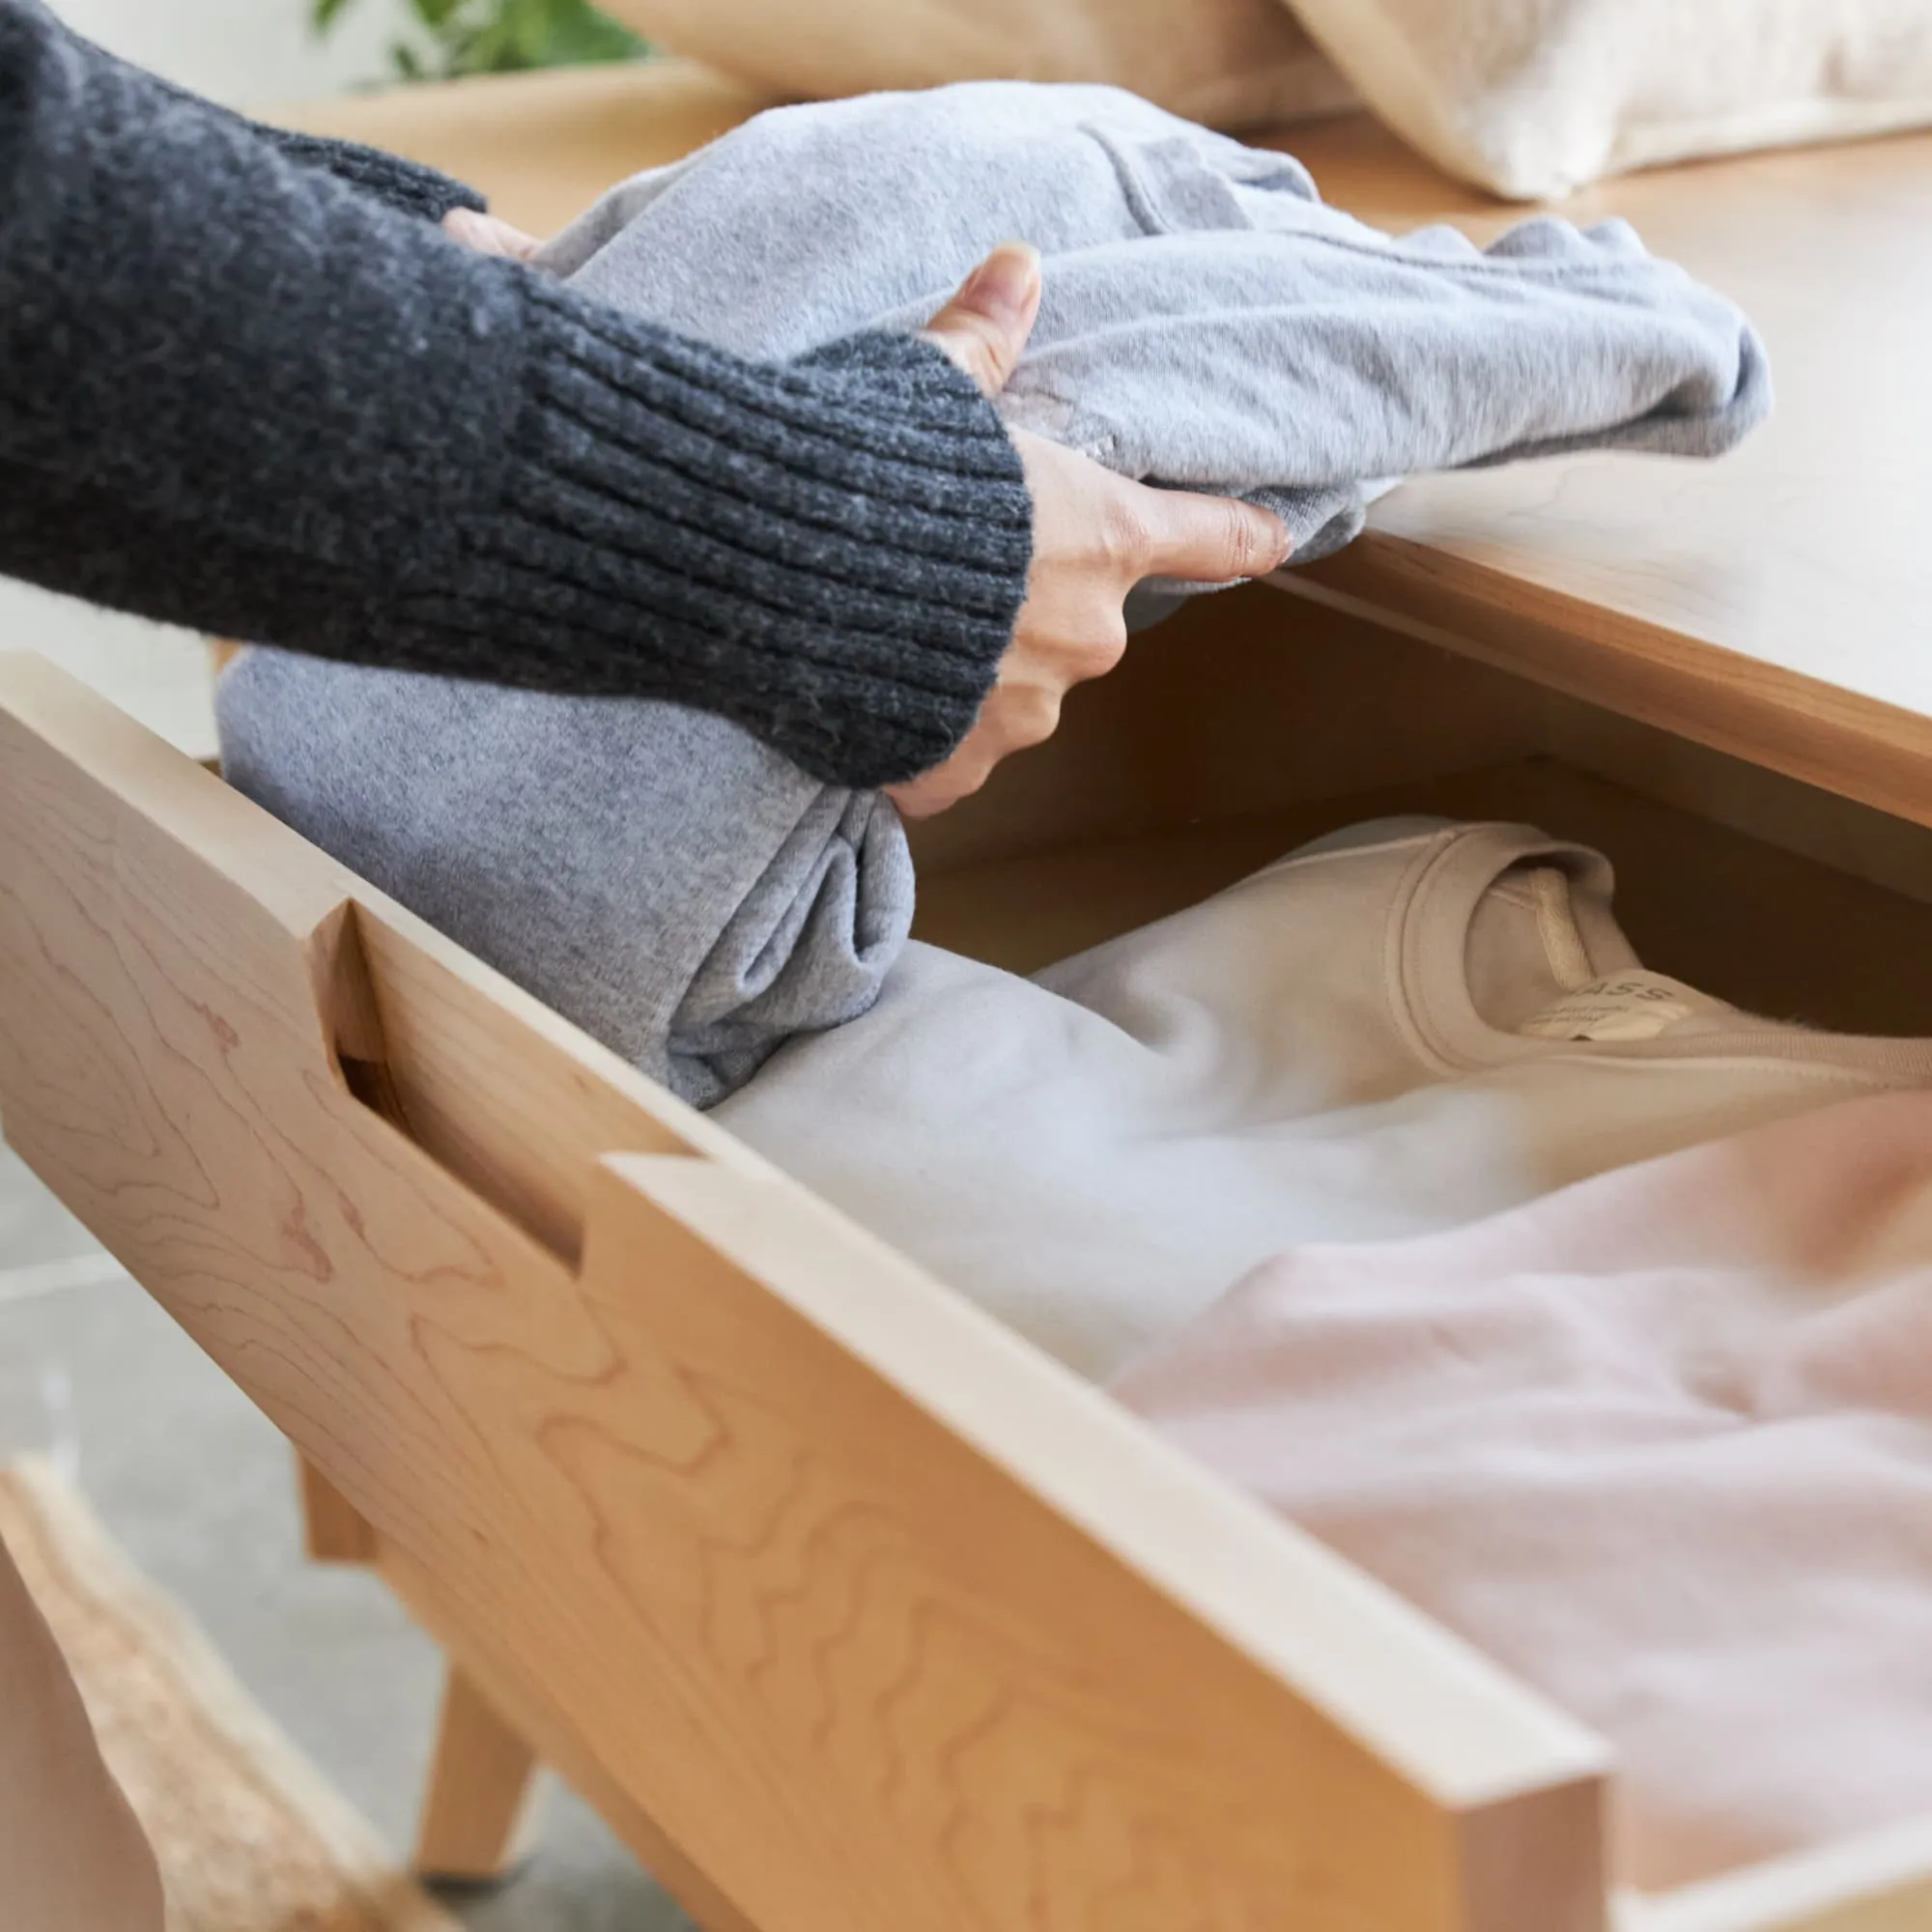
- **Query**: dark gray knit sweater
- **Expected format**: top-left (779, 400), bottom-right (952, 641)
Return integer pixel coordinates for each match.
top-left (0, 1), bottom-right (1035, 785)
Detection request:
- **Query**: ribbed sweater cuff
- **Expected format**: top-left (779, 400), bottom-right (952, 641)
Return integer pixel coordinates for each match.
top-left (128, 50), bottom-right (490, 225)
top-left (256, 127), bottom-right (487, 224)
top-left (412, 279), bottom-right (1035, 786)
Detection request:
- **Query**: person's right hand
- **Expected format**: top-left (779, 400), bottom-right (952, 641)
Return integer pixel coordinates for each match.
top-left (888, 243), bottom-right (1293, 819)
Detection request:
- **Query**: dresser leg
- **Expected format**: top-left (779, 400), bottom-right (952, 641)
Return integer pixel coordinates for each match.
top-left (295, 1455), bottom-right (378, 1565)
top-left (413, 1663), bottom-right (545, 1884)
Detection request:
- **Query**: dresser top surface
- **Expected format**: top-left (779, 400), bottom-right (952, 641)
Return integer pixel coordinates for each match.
top-left (1265, 113), bottom-right (1932, 788)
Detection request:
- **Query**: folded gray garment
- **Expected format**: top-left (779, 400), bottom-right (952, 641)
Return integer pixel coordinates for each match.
top-left (216, 652), bottom-right (910, 1106)
top-left (539, 79), bottom-right (1771, 573)
top-left (220, 80), bottom-right (1771, 1108)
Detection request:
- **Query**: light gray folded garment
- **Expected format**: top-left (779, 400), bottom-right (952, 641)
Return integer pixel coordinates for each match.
top-left (220, 80), bottom-right (1771, 1108)
top-left (539, 79), bottom-right (1771, 575)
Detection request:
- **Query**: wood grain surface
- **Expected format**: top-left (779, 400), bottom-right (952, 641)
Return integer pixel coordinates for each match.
top-left (0, 651), bottom-right (1611, 1930)
top-left (297, 1455), bottom-right (378, 1564)
top-left (412, 1665), bottom-right (544, 1883)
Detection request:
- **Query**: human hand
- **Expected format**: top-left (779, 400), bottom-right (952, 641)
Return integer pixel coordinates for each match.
top-left (887, 242), bottom-right (1292, 819)
top-left (441, 206), bottom-right (543, 263)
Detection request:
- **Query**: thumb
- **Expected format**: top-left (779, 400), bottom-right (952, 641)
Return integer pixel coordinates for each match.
top-left (920, 242), bottom-right (1042, 397)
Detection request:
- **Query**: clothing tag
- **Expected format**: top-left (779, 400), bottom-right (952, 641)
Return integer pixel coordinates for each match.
top-left (1519, 971), bottom-right (1701, 1042)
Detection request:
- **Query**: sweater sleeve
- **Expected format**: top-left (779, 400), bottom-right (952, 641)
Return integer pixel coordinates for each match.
top-left (0, 2), bottom-right (1033, 786)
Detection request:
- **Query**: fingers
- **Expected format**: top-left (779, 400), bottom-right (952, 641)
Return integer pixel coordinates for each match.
top-left (884, 671), bottom-right (1072, 818)
top-left (884, 741), bottom-right (995, 818)
top-left (1126, 482), bottom-right (1293, 583)
top-left (441, 207), bottom-right (543, 263)
top-left (920, 242), bottom-right (1043, 397)
top-left (885, 763), bottom-right (981, 820)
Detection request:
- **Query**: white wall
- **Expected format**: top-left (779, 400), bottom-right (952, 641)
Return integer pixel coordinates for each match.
top-left (0, 0), bottom-right (420, 753)
top-left (52, 0), bottom-right (414, 106)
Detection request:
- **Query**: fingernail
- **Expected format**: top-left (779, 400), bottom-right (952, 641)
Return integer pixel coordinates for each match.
top-left (964, 241), bottom-right (1041, 323)
top-left (1263, 516), bottom-right (1293, 569)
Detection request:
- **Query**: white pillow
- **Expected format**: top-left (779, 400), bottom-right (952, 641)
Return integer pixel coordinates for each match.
top-left (596, 0), bottom-right (1354, 131)
top-left (1285, 0), bottom-right (1932, 198)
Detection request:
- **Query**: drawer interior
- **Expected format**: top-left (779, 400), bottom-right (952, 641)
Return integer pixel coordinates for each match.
top-left (905, 583), bottom-right (1932, 1922)
top-left (908, 583), bottom-right (1932, 1041)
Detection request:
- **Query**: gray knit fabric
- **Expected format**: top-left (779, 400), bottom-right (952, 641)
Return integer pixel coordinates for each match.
top-left (541, 81), bottom-right (1770, 578)
top-left (0, 0), bottom-right (1033, 790)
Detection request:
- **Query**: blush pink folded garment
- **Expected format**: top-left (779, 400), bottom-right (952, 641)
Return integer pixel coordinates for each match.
top-left (1115, 1089), bottom-right (1932, 1889)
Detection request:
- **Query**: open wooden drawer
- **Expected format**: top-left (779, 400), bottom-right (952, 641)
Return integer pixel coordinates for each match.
top-left (6, 571), bottom-right (1932, 1932)
top-left (5, 47), bottom-right (1929, 1932)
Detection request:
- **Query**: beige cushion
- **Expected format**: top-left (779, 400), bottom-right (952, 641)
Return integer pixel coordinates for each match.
top-left (1286, 0), bottom-right (1932, 197)
top-left (596, 0), bottom-right (1354, 131)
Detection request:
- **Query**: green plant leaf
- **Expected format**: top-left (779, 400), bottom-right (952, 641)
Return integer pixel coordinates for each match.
top-left (332, 0), bottom-right (648, 80)
top-left (542, 0), bottom-right (645, 65)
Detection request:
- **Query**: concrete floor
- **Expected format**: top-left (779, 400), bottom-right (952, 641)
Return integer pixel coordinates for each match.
top-left (0, 1141), bottom-right (693, 1931)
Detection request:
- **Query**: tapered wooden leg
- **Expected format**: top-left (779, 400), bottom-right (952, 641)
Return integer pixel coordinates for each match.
top-left (412, 1664), bottom-right (545, 1884)
top-left (295, 1455), bottom-right (378, 1565)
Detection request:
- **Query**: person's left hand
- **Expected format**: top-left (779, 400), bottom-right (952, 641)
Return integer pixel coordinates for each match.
top-left (441, 207), bottom-right (542, 262)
